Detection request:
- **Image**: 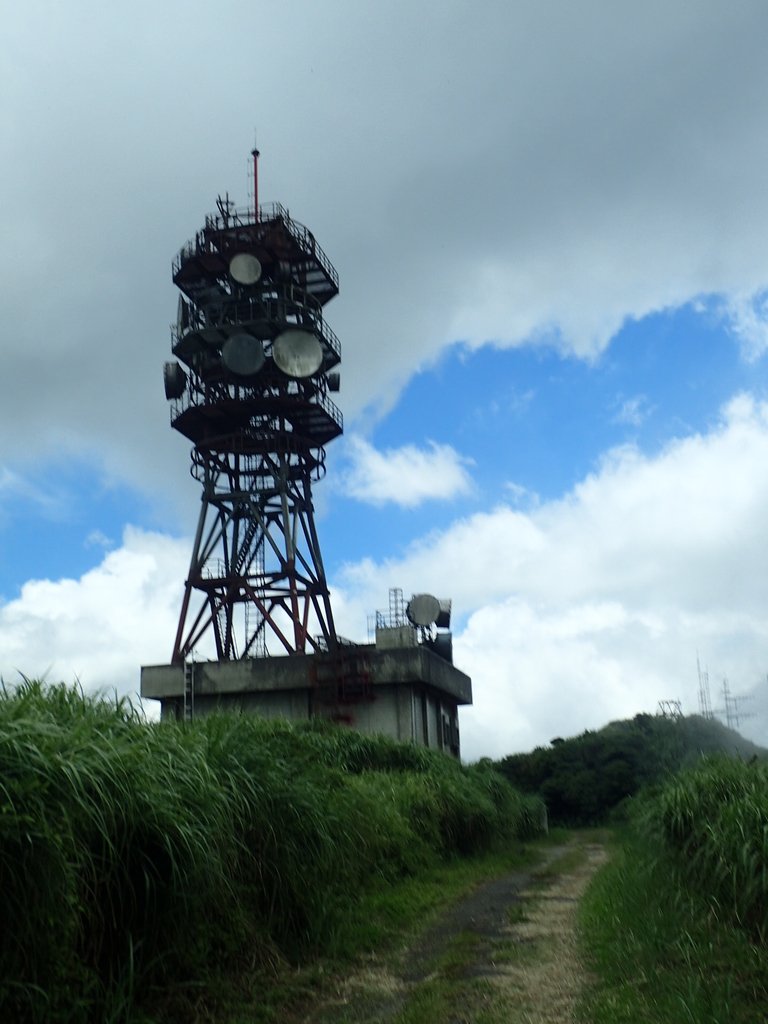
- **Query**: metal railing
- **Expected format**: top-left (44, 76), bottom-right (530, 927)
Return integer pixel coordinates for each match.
top-left (188, 442), bottom-right (328, 485)
top-left (173, 201), bottom-right (339, 292)
top-left (171, 297), bottom-right (341, 365)
top-left (170, 380), bottom-right (342, 433)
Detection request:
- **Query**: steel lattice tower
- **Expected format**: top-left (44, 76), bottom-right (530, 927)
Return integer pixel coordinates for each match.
top-left (164, 153), bottom-right (342, 663)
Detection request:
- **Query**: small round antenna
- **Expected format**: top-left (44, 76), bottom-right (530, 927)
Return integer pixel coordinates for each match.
top-left (272, 328), bottom-right (323, 378)
top-left (222, 333), bottom-right (266, 376)
top-left (163, 361), bottom-right (187, 400)
top-left (229, 253), bottom-right (262, 285)
top-left (406, 594), bottom-right (441, 627)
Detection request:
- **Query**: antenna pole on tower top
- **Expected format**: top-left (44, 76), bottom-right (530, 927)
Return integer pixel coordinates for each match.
top-left (251, 147), bottom-right (260, 220)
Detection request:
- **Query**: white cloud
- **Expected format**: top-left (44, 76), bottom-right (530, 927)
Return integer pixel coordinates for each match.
top-left (613, 394), bottom-right (652, 428)
top-left (456, 600), bottom-right (661, 757)
top-left (0, 528), bottom-right (188, 697)
top-left (504, 482), bottom-right (540, 510)
top-left (340, 436), bottom-right (473, 507)
top-left (722, 290), bottom-right (768, 361)
top-left (84, 529), bottom-right (113, 550)
top-left (0, 466), bottom-right (66, 518)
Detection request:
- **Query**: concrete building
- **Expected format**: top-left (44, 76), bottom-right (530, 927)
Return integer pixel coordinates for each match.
top-left (141, 630), bottom-right (472, 758)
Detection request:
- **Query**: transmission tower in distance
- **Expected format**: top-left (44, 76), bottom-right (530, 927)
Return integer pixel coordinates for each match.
top-left (718, 678), bottom-right (753, 731)
top-left (657, 699), bottom-right (683, 720)
top-left (697, 655), bottom-right (714, 719)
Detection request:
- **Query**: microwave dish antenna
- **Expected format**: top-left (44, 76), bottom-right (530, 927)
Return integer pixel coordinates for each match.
top-left (407, 593), bottom-right (442, 627)
top-left (163, 361), bottom-right (187, 400)
top-left (221, 333), bottom-right (265, 376)
top-left (229, 252), bottom-right (262, 285)
top-left (272, 328), bottom-right (324, 378)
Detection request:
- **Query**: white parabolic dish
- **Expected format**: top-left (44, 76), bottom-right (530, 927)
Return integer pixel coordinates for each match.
top-left (229, 253), bottom-right (262, 285)
top-left (272, 329), bottom-right (323, 378)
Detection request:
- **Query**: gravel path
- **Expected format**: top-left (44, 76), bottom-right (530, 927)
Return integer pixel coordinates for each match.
top-left (483, 840), bottom-right (608, 1023)
top-left (306, 836), bottom-right (608, 1024)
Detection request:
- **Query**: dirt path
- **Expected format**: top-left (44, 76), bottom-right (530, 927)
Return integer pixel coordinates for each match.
top-left (306, 835), bottom-right (608, 1024)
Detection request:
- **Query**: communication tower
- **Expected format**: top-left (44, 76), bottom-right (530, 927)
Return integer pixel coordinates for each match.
top-left (697, 655), bottom-right (714, 719)
top-left (718, 678), bottom-right (753, 731)
top-left (163, 151), bottom-right (342, 662)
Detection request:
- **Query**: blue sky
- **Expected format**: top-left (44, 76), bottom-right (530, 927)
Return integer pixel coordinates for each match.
top-left (4, 1), bottom-right (768, 758)
top-left (323, 300), bottom-right (768, 572)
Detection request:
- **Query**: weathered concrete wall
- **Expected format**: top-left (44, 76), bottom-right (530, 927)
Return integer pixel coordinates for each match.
top-left (140, 645), bottom-right (471, 757)
top-left (141, 646), bottom-right (471, 705)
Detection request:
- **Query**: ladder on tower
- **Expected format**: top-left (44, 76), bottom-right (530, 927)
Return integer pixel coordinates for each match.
top-left (183, 661), bottom-right (195, 721)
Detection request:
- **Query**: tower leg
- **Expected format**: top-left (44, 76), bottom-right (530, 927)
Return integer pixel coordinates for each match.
top-left (172, 452), bottom-right (336, 660)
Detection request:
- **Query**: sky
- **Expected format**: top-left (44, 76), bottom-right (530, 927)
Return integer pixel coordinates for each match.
top-left (3, 0), bottom-right (768, 760)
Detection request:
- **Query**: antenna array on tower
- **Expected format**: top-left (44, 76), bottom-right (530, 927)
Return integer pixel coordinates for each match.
top-left (163, 154), bottom-right (343, 663)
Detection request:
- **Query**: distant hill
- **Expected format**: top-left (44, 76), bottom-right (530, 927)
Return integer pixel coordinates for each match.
top-left (494, 713), bottom-right (767, 826)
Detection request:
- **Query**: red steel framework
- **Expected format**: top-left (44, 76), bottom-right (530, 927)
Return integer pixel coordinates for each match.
top-left (164, 168), bottom-right (342, 663)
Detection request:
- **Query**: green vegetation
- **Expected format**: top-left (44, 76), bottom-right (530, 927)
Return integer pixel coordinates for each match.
top-left (11, 682), bottom-right (767, 1023)
top-left (0, 680), bottom-right (543, 1024)
top-left (649, 755), bottom-right (768, 942)
top-left (579, 760), bottom-right (768, 1023)
top-left (496, 713), bottom-right (765, 825)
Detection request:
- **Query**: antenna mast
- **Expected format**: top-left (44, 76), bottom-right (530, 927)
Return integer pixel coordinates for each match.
top-left (697, 654), bottom-right (713, 719)
top-left (251, 146), bottom-right (260, 220)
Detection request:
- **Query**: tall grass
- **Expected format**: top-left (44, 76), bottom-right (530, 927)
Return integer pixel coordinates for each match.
top-left (579, 827), bottom-right (768, 1024)
top-left (580, 756), bottom-right (768, 1023)
top-left (647, 756), bottom-right (768, 942)
top-left (0, 681), bottom-right (543, 1023)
